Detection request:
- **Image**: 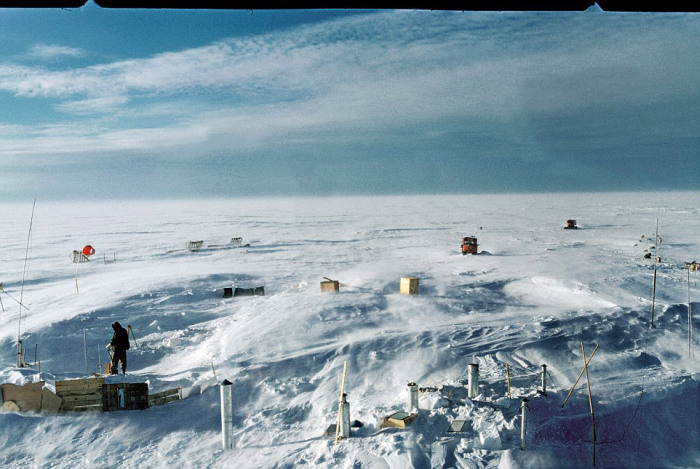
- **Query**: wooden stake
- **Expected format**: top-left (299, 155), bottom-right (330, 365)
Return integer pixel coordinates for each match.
top-left (562, 344), bottom-right (599, 408)
top-left (582, 343), bottom-right (597, 467)
top-left (506, 363), bottom-right (511, 399)
top-left (127, 325), bottom-right (138, 347)
top-left (83, 328), bottom-right (88, 374)
top-left (334, 361), bottom-right (347, 445)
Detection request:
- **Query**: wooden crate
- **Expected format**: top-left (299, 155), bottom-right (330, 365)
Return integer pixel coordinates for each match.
top-left (103, 383), bottom-right (149, 411)
top-left (379, 411), bottom-right (417, 429)
top-left (320, 280), bottom-right (339, 292)
top-left (400, 277), bottom-right (419, 295)
top-left (55, 377), bottom-right (105, 412)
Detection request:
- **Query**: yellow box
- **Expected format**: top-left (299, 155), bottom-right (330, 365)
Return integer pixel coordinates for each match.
top-left (400, 277), bottom-right (419, 295)
top-left (320, 280), bottom-right (339, 292)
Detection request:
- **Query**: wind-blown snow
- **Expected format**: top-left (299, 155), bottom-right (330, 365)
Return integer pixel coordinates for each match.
top-left (1, 192), bottom-right (698, 468)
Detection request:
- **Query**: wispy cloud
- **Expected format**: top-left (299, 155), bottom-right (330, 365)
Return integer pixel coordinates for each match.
top-left (0, 11), bottom-right (698, 196)
top-left (27, 43), bottom-right (85, 61)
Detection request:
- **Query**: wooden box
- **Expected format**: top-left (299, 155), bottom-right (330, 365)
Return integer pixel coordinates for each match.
top-left (320, 280), bottom-right (339, 292)
top-left (103, 383), bottom-right (149, 411)
top-left (400, 277), bottom-right (419, 295)
top-left (55, 377), bottom-right (105, 412)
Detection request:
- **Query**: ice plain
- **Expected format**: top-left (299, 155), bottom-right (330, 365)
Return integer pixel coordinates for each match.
top-left (0, 191), bottom-right (699, 468)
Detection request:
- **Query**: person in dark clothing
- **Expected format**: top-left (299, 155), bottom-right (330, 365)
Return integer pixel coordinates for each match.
top-left (107, 321), bottom-right (130, 374)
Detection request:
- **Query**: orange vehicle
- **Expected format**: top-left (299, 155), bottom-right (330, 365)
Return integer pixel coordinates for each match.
top-left (461, 237), bottom-right (478, 255)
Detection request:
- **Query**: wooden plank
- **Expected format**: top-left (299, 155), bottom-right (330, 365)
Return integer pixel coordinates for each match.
top-left (66, 404), bottom-right (103, 412)
top-left (149, 394), bottom-right (180, 406)
top-left (55, 377), bottom-right (105, 388)
top-left (148, 387), bottom-right (181, 400)
top-left (55, 381), bottom-right (105, 391)
top-left (60, 394), bottom-right (102, 405)
top-left (41, 389), bottom-right (63, 413)
top-left (55, 385), bottom-right (104, 397)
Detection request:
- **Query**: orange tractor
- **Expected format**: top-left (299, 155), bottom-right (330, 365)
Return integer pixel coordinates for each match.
top-left (461, 237), bottom-right (478, 255)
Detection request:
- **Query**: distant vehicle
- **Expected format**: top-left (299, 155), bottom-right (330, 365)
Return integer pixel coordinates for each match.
top-left (461, 236), bottom-right (478, 255)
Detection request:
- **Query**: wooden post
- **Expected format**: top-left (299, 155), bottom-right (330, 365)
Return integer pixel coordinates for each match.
top-left (83, 328), bottom-right (88, 374)
top-left (220, 379), bottom-right (233, 450)
top-left (127, 325), bottom-right (138, 347)
top-left (582, 343), bottom-right (597, 467)
top-left (562, 344), bottom-right (599, 408)
top-left (506, 363), bottom-right (511, 399)
top-left (334, 361), bottom-right (347, 445)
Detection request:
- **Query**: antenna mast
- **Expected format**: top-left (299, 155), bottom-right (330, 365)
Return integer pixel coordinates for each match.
top-left (650, 218), bottom-right (659, 329)
top-left (17, 198), bottom-right (36, 368)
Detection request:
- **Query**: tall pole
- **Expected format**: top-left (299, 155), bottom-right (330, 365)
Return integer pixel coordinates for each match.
top-left (334, 361), bottom-right (347, 445)
top-left (650, 218), bottom-right (659, 329)
top-left (83, 328), bottom-right (88, 374)
top-left (17, 198), bottom-right (36, 368)
top-left (582, 343), bottom-right (597, 467)
top-left (688, 266), bottom-right (693, 359)
top-left (220, 379), bottom-right (233, 450)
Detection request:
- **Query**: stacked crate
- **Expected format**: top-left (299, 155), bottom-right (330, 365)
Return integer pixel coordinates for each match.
top-left (55, 377), bottom-right (105, 412)
top-left (103, 383), bottom-right (149, 411)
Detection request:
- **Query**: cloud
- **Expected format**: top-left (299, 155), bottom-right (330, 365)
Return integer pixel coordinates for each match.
top-left (26, 44), bottom-right (85, 61)
top-left (0, 10), bottom-right (698, 197)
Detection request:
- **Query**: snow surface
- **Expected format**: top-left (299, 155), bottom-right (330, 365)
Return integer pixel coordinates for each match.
top-left (1, 192), bottom-right (699, 468)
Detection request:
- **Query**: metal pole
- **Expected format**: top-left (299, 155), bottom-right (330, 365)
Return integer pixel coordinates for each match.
top-left (540, 364), bottom-right (547, 396)
top-left (220, 379), bottom-right (233, 450)
top-left (340, 394), bottom-right (351, 439)
top-left (650, 219), bottom-right (659, 329)
top-left (520, 398), bottom-right (529, 450)
top-left (407, 382), bottom-right (419, 413)
top-left (468, 363), bottom-right (479, 399)
top-left (688, 267), bottom-right (693, 359)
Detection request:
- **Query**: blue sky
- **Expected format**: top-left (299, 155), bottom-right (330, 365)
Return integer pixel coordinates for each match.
top-left (0, 4), bottom-right (698, 200)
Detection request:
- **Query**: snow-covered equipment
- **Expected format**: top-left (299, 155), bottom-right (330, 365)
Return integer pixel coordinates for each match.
top-left (447, 419), bottom-right (468, 433)
top-left (230, 237), bottom-right (243, 246)
top-left (467, 363), bottom-right (479, 399)
top-left (461, 236), bottom-right (478, 254)
top-left (233, 286), bottom-right (265, 297)
top-left (220, 379), bottom-right (233, 450)
top-left (400, 277), bottom-right (419, 295)
top-left (186, 240), bottom-right (204, 251)
top-left (320, 277), bottom-right (340, 292)
top-left (564, 219), bottom-right (578, 229)
top-left (407, 382), bottom-right (419, 412)
top-left (71, 250), bottom-right (90, 263)
top-left (379, 411), bottom-right (417, 429)
top-left (340, 393), bottom-right (351, 439)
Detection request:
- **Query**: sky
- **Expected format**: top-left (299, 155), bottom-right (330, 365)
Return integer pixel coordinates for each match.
top-left (0, 4), bottom-right (698, 201)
